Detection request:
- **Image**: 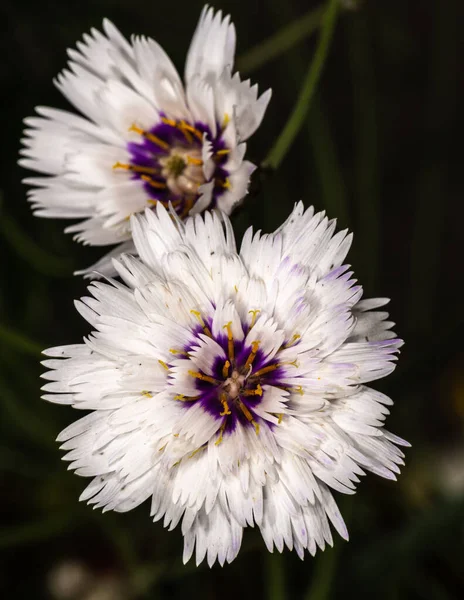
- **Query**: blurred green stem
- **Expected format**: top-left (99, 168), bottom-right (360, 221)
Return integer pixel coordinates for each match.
top-left (304, 496), bottom-right (353, 600)
top-left (347, 12), bottom-right (379, 293)
top-left (263, 0), bottom-right (339, 170)
top-left (0, 323), bottom-right (43, 355)
top-left (304, 546), bottom-right (339, 600)
top-left (236, 4), bottom-right (325, 74)
top-left (308, 93), bottom-right (350, 228)
top-left (266, 552), bottom-right (286, 600)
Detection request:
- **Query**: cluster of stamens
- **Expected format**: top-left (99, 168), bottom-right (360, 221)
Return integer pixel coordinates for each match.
top-left (113, 116), bottom-right (231, 219)
top-left (146, 310), bottom-right (304, 455)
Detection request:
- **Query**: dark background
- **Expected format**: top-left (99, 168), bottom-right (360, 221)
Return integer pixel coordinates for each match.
top-left (1, 0), bottom-right (463, 598)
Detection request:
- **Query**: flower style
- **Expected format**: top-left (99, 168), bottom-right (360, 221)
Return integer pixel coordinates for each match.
top-left (19, 7), bottom-right (271, 275)
top-left (42, 203), bottom-right (408, 566)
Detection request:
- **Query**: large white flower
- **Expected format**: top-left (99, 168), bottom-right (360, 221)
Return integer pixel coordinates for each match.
top-left (20, 6), bottom-right (271, 275)
top-left (42, 203), bottom-right (407, 566)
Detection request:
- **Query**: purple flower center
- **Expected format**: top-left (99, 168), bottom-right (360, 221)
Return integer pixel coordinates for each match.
top-left (115, 115), bottom-right (230, 218)
top-left (173, 317), bottom-right (290, 438)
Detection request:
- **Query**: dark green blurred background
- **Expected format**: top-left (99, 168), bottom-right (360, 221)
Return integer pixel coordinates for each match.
top-left (1, 0), bottom-right (463, 598)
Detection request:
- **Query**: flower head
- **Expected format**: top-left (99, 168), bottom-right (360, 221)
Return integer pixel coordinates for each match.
top-left (20, 7), bottom-right (271, 275)
top-left (42, 203), bottom-right (407, 566)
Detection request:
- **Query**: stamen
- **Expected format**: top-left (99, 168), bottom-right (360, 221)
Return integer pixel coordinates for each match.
top-left (248, 309), bottom-right (261, 329)
top-left (179, 121), bottom-right (204, 142)
top-left (174, 394), bottom-right (200, 402)
top-left (215, 422), bottom-right (226, 446)
top-left (160, 117), bottom-right (177, 127)
top-left (129, 124), bottom-right (170, 151)
top-left (190, 310), bottom-right (213, 338)
top-left (244, 341), bottom-right (260, 371)
top-left (158, 443), bottom-right (167, 452)
top-left (141, 390), bottom-right (153, 398)
top-left (148, 198), bottom-right (182, 208)
top-left (222, 360), bottom-right (231, 379)
top-left (141, 175), bottom-right (167, 189)
top-left (189, 446), bottom-right (205, 459)
top-left (222, 113), bottom-right (230, 129)
top-left (219, 393), bottom-right (231, 416)
top-left (278, 414), bottom-right (283, 424)
top-left (188, 370), bottom-right (219, 385)
top-left (237, 400), bottom-right (260, 435)
top-left (215, 148), bottom-right (230, 156)
top-left (251, 363), bottom-right (280, 378)
top-left (180, 195), bottom-right (195, 219)
top-left (169, 348), bottom-right (188, 357)
top-left (283, 334), bottom-right (301, 348)
top-left (187, 155), bottom-right (203, 166)
top-left (242, 384), bottom-right (263, 397)
top-left (218, 177), bottom-right (231, 189)
top-left (113, 162), bottom-right (159, 175)
top-left (223, 322), bottom-right (235, 363)
top-left (158, 360), bottom-right (169, 371)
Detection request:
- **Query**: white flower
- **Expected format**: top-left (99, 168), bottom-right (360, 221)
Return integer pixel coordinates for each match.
top-left (19, 6), bottom-right (271, 276)
top-left (42, 203), bottom-right (408, 566)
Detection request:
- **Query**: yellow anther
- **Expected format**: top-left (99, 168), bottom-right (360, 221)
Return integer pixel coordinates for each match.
top-left (252, 363), bottom-right (280, 378)
top-left (283, 333), bottom-right (301, 348)
top-left (158, 359), bottom-right (169, 371)
top-left (158, 443), bottom-right (167, 452)
top-left (219, 177), bottom-right (231, 189)
top-left (278, 413), bottom-right (283, 424)
top-left (238, 401), bottom-right (260, 436)
top-left (128, 124), bottom-right (144, 135)
top-left (288, 359), bottom-right (300, 369)
top-left (180, 195), bottom-right (195, 218)
top-left (222, 360), bottom-right (231, 379)
top-left (173, 433), bottom-right (179, 438)
top-left (222, 113), bottom-right (230, 129)
top-left (234, 285), bottom-right (238, 293)
top-left (242, 384), bottom-right (263, 397)
top-left (223, 321), bottom-right (235, 362)
top-left (190, 309), bottom-right (213, 338)
top-left (180, 121), bottom-right (204, 142)
top-left (188, 370), bottom-right (218, 385)
top-left (220, 393), bottom-right (231, 416)
top-left (187, 155), bottom-right (203, 166)
top-left (129, 124), bottom-right (170, 151)
top-left (160, 117), bottom-right (177, 127)
top-left (248, 309), bottom-right (261, 328)
top-left (140, 175), bottom-right (167, 189)
top-left (215, 422), bottom-right (226, 446)
top-left (112, 161), bottom-right (130, 170)
top-left (175, 394), bottom-right (200, 402)
top-left (113, 162), bottom-right (159, 176)
top-left (244, 341), bottom-right (260, 371)
top-left (295, 385), bottom-right (304, 396)
top-left (189, 446), bottom-right (205, 459)
top-left (215, 148), bottom-right (231, 156)
top-left (141, 390), bottom-right (153, 398)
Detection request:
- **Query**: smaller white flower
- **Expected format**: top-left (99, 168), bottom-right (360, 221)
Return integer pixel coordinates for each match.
top-left (19, 6), bottom-right (271, 275)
